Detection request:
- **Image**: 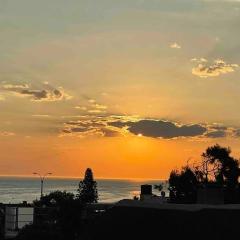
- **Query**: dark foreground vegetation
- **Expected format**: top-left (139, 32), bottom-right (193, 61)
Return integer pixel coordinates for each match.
top-left (16, 205), bottom-right (240, 240)
top-left (15, 168), bottom-right (98, 240)
top-left (169, 144), bottom-right (240, 203)
top-left (85, 206), bottom-right (240, 240)
top-left (16, 200), bottom-right (84, 240)
top-left (14, 145), bottom-right (240, 240)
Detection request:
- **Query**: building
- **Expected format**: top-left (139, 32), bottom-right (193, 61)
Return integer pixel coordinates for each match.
top-left (139, 185), bottom-right (168, 203)
top-left (1, 204), bottom-right (34, 239)
top-left (140, 185), bottom-right (153, 201)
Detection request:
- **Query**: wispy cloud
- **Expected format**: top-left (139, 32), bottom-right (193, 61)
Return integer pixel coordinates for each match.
top-left (1, 82), bottom-right (72, 102)
top-left (60, 117), bottom-right (120, 138)
top-left (192, 59), bottom-right (239, 78)
top-left (75, 97), bottom-right (108, 114)
top-left (0, 131), bottom-right (15, 137)
top-left (87, 109), bottom-right (105, 114)
top-left (170, 42), bottom-right (181, 49)
top-left (191, 58), bottom-right (207, 63)
top-left (205, 130), bottom-right (226, 138)
top-left (0, 95), bottom-right (5, 101)
top-left (74, 106), bottom-right (87, 111)
top-left (18, 88), bottom-right (72, 102)
top-left (88, 99), bottom-right (96, 104)
top-left (93, 103), bottom-right (108, 110)
top-left (32, 114), bottom-right (51, 118)
top-left (2, 83), bottom-right (30, 90)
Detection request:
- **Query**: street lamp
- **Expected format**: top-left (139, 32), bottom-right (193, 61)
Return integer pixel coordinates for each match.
top-left (33, 172), bottom-right (52, 198)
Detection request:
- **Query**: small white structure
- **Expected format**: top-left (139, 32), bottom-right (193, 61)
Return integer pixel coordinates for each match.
top-left (5, 206), bottom-right (34, 238)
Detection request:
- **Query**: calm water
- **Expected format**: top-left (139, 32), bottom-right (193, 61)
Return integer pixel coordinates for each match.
top-left (0, 177), bottom-right (168, 204)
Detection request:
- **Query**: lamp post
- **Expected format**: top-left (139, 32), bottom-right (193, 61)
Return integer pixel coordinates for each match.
top-left (33, 172), bottom-right (52, 198)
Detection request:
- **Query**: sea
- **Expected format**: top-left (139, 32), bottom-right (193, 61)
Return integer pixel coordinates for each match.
top-left (0, 176), bottom-right (168, 204)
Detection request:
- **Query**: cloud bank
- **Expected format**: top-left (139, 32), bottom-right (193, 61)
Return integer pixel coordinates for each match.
top-left (61, 115), bottom-right (240, 140)
top-left (61, 118), bottom-right (120, 138)
top-left (109, 119), bottom-right (206, 139)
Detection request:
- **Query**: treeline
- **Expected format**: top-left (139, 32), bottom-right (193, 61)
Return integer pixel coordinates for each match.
top-left (16, 168), bottom-right (98, 240)
top-left (169, 144), bottom-right (240, 203)
top-left (15, 144), bottom-right (240, 240)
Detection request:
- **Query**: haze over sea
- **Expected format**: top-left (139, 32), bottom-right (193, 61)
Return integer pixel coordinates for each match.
top-left (0, 176), bottom-right (168, 204)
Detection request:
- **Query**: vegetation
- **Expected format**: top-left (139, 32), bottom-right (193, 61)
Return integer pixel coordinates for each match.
top-left (13, 153), bottom-right (240, 240)
top-left (169, 166), bottom-right (198, 203)
top-left (17, 197), bottom-right (84, 240)
top-left (77, 168), bottom-right (98, 203)
top-left (199, 144), bottom-right (240, 187)
top-left (34, 190), bottom-right (75, 207)
top-left (169, 144), bottom-right (240, 203)
top-left (17, 168), bottom-right (99, 240)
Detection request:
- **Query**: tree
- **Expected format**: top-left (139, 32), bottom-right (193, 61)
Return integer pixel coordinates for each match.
top-left (201, 144), bottom-right (240, 187)
top-left (31, 191), bottom-right (83, 240)
top-left (169, 166), bottom-right (198, 203)
top-left (77, 168), bottom-right (98, 203)
top-left (168, 144), bottom-right (240, 203)
top-left (34, 191), bottom-right (74, 207)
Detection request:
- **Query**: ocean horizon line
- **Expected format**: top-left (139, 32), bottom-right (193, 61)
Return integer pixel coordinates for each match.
top-left (0, 174), bottom-right (167, 182)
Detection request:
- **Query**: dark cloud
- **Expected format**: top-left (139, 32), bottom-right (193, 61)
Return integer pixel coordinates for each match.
top-left (61, 116), bottom-right (238, 140)
top-left (101, 128), bottom-right (120, 137)
top-left (211, 126), bottom-right (228, 131)
top-left (61, 118), bottom-right (120, 138)
top-left (62, 129), bottom-right (72, 134)
top-left (20, 88), bottom-right (71, 101)
top-left (21, 89), bottom-right (48, 100)
top-left (233, 129), bottom-right (240, 137)
top-left (71, 127), bottom-right (89, 133)
top-left (1, 82), bottom-right (72, 102)
top-left (65, 120), bottom-right (105, 128)
top-left (108, 121), bottom-right (131, 128)
top-left (109, 119), bottom-right (206, 139)
top-left (205, 130), bottom-right (226, 138)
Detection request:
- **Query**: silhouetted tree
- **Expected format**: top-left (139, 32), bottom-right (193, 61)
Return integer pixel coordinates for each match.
top-left (77, 168), bottom-right (98, 203)
top-left (169, 166), bottom-right (198, 203)
top-left (169, 144), bottom-right (240, 203)
top-left (34, 190), bottom-right (74, 207)
top-left (26, 191), bottom-right (83, 240)
top-left (201, 144), bottom-right (240, 187)
top-left (33, 191), bottom-right (75, 224)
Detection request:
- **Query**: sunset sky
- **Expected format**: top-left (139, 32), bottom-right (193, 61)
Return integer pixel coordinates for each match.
top-left (1, 0), bottom-right (240, 179)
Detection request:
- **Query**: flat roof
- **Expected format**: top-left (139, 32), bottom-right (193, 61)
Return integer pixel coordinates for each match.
top-left (115, 199), bottom-right (240, 211)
